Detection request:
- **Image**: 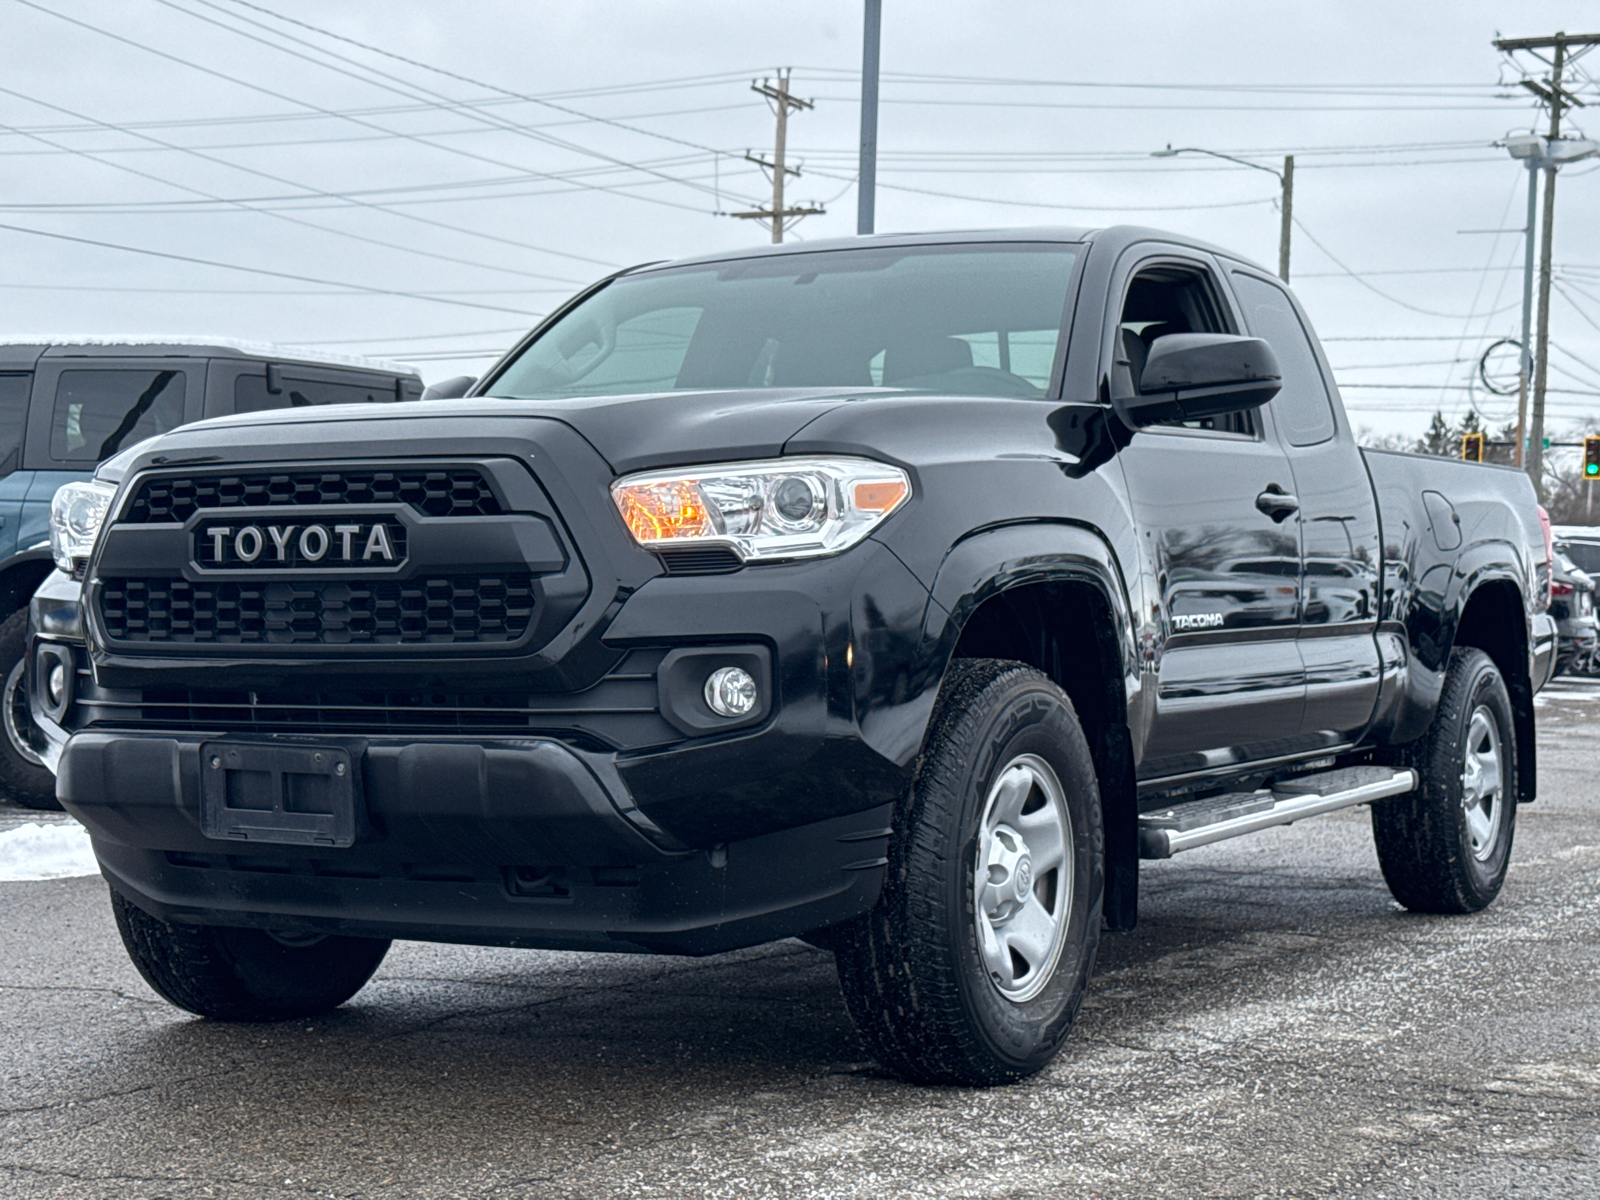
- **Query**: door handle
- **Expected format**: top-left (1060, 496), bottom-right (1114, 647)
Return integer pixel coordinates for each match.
top-left (1255, 488), bottom-right (1300, 522)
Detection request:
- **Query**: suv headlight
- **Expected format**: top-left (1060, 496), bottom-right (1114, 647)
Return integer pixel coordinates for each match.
top-left (611, 456), bottom-right (911, 563)
top-left (50, 480), bottom-right (118, 576)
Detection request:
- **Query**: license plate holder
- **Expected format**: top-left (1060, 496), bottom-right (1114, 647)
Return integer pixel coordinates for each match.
top-left (199, 740), bottom-right (358, 848)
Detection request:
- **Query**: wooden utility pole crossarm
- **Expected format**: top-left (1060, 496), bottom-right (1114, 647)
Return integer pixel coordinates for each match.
top-left (732, 70), bottom-right (824, 244)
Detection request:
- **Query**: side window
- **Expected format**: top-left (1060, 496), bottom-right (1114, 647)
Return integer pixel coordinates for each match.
top-left (1117, 264), bottom-right (1252, 435)
top-left (0, 374), bottom-right (30, 477)
top-left (51, 369), bottom-right (186, 462)
top-left (1231, 273), bottom-right (1336, 447)
top-left (234, 374), bottom-right (395, 413)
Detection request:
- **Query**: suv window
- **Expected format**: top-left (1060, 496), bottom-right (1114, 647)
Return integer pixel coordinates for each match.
top-left (1558, 540), bottom-right (1600, 576)
top-left (51, 369), bottom-right (186, 462)
top-left (0, 374), bottom-right (29, 477)
top-left (1232, 272), bottom-right (1336, 447)
top-left (235, 373), bottom-right (394, 413)
top-left (1117, 263), bottom-right (1251, 435)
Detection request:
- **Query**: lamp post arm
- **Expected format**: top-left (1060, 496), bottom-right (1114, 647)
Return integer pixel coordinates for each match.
top-left (1157, 146), bottom-right (1284, 181)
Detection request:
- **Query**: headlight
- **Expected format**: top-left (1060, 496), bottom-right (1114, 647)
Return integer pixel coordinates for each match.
top-left (611, 456), bottom-right (911, 563)
top-left (50, 480), bottom-right (118, 575)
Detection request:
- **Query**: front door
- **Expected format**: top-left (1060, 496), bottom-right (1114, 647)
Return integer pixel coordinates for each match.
top-left (1108, 251), bottom-right (1306, 780)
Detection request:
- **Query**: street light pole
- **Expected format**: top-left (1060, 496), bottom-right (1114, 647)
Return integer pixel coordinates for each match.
top-left (1278, 155), bottom-right (1294, 283)
top-left (1501, 128), bottom-right (1599, 479)
top-left (857, 0), bottom-right (882, 236)
top-left (1152, 146), bottom-right (1292, 282)
top-left (1517, 157), bottom-right (1539, 469)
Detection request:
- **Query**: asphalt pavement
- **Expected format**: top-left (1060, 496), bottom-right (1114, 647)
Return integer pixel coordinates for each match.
top-left (3, 679), bottom-right (1599, 1199)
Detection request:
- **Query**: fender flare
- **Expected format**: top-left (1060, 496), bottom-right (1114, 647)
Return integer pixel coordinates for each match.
top-left (0, 547), bottom-right (57, 616)
top-left (922, 520), bottom-right (1137, 692)
top-left (918, 520), bottom-right (1142, 930)
top-left (1443, 552), bottom-right (1536, 804)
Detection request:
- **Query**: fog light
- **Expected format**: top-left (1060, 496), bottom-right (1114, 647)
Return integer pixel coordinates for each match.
top-left (704, 666), bottom-right (758, 717)
top-left (47, 663), bottom-right (67, 706)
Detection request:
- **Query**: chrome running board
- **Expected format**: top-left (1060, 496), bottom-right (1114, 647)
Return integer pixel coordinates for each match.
top-left (1138, 766), bottom-right (1418, 859)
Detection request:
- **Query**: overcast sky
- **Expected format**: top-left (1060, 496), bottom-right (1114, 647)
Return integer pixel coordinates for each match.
top-left (4, 0), bottom-right (1599, 443)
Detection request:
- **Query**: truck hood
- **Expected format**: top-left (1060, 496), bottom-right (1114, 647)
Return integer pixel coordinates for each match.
top-left (101, 387), bottom-right (873, 481)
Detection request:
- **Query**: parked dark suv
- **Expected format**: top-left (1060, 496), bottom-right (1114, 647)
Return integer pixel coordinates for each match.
top-left (1, 340), bottom-right (422, 807)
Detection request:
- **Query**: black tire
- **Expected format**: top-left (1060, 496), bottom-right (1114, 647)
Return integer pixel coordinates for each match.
top-left (111, 888), bottom-right (391, 1021)
top-left (833, 659), bottom-right (1104, 1086)
top-left (0, 607), bottom-right (61, 810)
top-left (1372, 647), bottom-right (1517, 914)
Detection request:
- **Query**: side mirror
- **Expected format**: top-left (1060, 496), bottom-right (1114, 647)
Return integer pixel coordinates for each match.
top-left (1112, 332), bottom-right (1281, 429)
top-left (420, 375), bottom-right (477, 401)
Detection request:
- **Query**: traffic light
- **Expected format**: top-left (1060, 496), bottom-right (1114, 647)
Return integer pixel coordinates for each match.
top-left (1585, 435), bottom-right (1600, 478)
top-left (1461, 432), bottom-right (1485, 462)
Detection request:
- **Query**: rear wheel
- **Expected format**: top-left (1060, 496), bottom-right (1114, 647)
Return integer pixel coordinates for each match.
top-left (111, 888), bottom-right (391, 1021)
top-left (1372, 647), bottom-right (1517, 914)
top-left (833, 659), bottom-right (1103, 1086)
top-left (0, 608), bottom-right (60, 810)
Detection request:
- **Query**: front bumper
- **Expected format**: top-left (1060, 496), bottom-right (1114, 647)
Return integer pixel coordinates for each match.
top-left (59, 729), bottom-right (892, 954)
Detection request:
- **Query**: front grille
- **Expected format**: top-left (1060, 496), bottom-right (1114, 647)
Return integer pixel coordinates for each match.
top-left (99, 575), bottom-right (534, 645)
top-left (127, 468), bottom-right (501, 524)
top-left (75, 650), bottom-right (677, 747)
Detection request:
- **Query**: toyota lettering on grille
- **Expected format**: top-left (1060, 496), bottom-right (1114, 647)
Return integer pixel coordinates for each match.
top-left (193, 518), bottom-right (408, 570)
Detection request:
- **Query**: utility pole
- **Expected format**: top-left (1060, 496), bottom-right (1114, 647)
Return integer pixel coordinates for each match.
top-left (732, 69), bottom-right (823, 243)
top-left (857, 0), bottom-right (883, 235)
top-left (1278, 154), bottom-right (1294, 283)
top-left (1516, 156), bottom-right (1538, 469)
top-left (1494, 31), bottom-right (1600, 496)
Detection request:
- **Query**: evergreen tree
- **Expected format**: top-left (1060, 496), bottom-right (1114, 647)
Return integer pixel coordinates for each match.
top-left (1418, 410), bottom-right (1453, 456)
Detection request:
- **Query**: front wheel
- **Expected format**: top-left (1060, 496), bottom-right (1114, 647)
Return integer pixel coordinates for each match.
top-left (833, 659), bottom-right (1104, 1086)
top-left (0, 608), bottom-right (61, 810)
top-left (1372, 647), bottom-right (1517, 914)
top-left (111, 888), bottom-right (391, 1021)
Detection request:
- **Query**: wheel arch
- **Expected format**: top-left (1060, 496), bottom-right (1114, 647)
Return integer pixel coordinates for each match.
top-left (923, 522), bottom-right (1140, 929)
top-left (0, 550), bottom-right (55, 622)
top-left (1450, 574), bottom-right (1535, 804)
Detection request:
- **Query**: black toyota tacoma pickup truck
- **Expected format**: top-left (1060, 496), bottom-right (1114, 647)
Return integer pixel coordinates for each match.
top-left (29, 228), bottom-right (1557, 1086)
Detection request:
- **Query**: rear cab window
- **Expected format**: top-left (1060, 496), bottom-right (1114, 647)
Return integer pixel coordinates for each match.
top-left (1231, 272), bottom-right (1337, 447)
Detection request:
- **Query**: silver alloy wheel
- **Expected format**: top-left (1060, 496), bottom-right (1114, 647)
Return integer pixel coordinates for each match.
top-left (3, 658), bottom-right (44, 768)
top-left (1460, 704), bottom-right (1505, 862)
top-left (973, 753), bottom-right (1073, 1003)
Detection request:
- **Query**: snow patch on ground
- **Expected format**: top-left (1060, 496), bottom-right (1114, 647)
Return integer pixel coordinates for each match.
top-left (0, 821), bottom-right (99, 881)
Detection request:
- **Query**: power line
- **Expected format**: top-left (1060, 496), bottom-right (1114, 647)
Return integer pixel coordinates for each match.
top-left (0, 95), bottom-right (593, 286)
top-left (0, 102), bottom-right (761, 159)
top-left (0, 219), bottom-right (541, 316)
top-left (296, 327), bottom-right (529, 345)
top-left (809, 95), bottom-right (1521, 113)
top-left (220, 0), bottom-right (740, 163)
top-left (159, 0), bottom-right (753, 208)
top-left (4, 7), bottom-right (622, 266)
top-left (12, 0), bottom-right (744, 233)
top-left (0, 68), bottom-right (766, 138)
top-left (804, 167), bottom-right (1275, 211)
top-left (1291, 215), bottom-right (1522, 319)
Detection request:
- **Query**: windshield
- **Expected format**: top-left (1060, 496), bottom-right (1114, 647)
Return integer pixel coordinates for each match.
top-left (1558, 540), bottom-right (1600, 576)
top-left (484, 243), bottom-right (1077, 401)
